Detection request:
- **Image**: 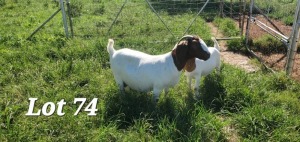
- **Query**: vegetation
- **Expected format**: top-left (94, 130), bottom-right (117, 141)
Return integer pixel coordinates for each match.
top-left (1, 0), bottom-right (300, 141)
top-left (252, 35), bottom-right (286, 55)
top-left (213, 17), bottom-right (246, 52)
top-left (213, 17), bottom-right (240, 37)
top-left (255, 0), bottom-right (297, 25)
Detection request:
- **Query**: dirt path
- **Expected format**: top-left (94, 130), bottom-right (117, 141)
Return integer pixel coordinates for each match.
top-left (207, 23), bottom-right (259, 72)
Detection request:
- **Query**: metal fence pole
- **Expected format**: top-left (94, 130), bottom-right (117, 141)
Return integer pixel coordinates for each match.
top-left (27, 9), bottom-right (61, 40)
top-left (59, 0), bottom-right (69, 38)
top-left (286, 0), bottom-right (300, 75)
top-left (245, 0), bottom-right (254, 48)
top-left (66, 0), bottom-right (74, 38)
top-left (220, 0), bottom-right (224, 17)
top-left (107, 0), bottom-right (128, 36)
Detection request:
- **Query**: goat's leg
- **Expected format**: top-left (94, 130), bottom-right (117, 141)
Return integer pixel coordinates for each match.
top-left (153, 87), bottom-right (162, 103)
top-left (216, 61), bottom-right (221, 75)
top-left (194, 76), bottom-right (201, 98)
top-left (114, 76), bottom-right (125, 94)
top-left (118, 83), bottom-right (125, 94)
top-left (187, 76), bottom-right (192, 90)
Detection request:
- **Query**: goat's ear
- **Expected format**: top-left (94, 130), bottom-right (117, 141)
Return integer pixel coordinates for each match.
top-left (172, 40), bottom-right (189, 71)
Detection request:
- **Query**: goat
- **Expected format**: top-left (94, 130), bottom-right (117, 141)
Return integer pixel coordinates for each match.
top-left (107, 35), bottom-right (210, 102)
top-left (184, 37), bottom-right (221, 97)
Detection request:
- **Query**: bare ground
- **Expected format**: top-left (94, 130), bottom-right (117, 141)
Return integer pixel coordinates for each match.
top-left (209, 15), bottom-right (300, 81)
top-left (207, 23), bottom-right (259, 73)
top-left (245, 15), bottom-right (300, 81)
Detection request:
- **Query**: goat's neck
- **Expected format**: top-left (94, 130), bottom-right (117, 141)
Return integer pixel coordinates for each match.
top-left (171, 50), bottom-right (190, 71)
top-left (184, 58), bottom-right (196, 72)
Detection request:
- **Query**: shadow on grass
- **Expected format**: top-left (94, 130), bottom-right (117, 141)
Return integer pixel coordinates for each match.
top-left (103, 90), bottom-right (156, 129)
top-left (103, 89), bottom-right (201, 138)
top-left (200, 72), bottom-right (226, 112)
top-left (103, 71), bottom-right (228, 140)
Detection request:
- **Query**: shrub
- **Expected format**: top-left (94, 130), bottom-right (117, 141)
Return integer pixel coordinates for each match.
top-left (227, 37), bottom-right (246, 52)
top-left (253, 35), bottom-right (286, 54)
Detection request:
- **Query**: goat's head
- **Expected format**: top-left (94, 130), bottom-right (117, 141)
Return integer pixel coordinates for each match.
top-left (172, 35), bottom-right (210, 71)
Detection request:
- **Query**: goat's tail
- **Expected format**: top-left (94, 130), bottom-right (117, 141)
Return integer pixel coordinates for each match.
top-left (211, 37), bottom-right (220, 51)
top-left (107, 39), bottom-right (115, 57)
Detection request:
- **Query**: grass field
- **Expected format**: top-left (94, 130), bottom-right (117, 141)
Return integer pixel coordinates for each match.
top-left (1, 0), bottom-right (300, 141)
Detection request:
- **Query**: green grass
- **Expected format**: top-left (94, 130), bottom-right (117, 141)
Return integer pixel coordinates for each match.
top-left (1, 0), bottom-right (300, 141)
top-left (255, 0), bottom-right (297, 25)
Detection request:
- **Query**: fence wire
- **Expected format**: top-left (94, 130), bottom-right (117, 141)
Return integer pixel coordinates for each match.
top-left (246, 0), bottom-right (299, 76)
top-left (26, 0), bottom-right (299, 77)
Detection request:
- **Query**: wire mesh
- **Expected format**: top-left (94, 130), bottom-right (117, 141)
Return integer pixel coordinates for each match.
top-left (24, 0), bottom-right (299, 78)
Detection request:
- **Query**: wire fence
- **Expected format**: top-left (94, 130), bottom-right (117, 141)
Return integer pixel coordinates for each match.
top-left (245, 0), bottom-right (299, 78)
top-left (27, 0), bottom-right (299, 78)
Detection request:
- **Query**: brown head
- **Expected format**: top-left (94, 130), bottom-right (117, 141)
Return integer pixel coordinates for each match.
top-left (171, 35), bottom-right (210, 71)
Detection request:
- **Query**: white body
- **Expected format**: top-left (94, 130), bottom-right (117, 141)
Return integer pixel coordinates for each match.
top-left (112, 49), bottom-right (180, 95)
top-left (107, 36), bottom-right (210, 101)
top-left (107, 40), bottom-right (180, 101)
top-left (185, 40), bottom-right (221, 96)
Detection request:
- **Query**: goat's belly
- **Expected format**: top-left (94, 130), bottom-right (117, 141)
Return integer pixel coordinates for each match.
top-left (121, 74), bottom-right (153, 92)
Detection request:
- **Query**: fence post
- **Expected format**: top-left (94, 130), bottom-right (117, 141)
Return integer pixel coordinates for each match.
top-left (220, 0), bottom-right (224, 17)
top-left (66, 0), bottom-right (74, 38)
top-left (230, 0), bottom-right (233, 18)
top-left (245, 0), bottom-right (254, 47)
top-left (286, 0), bottom-right (300, 76)
top-left (59, 0), bottom-right (69, 38)
top-left (241, 0), bottom-right (246, 36)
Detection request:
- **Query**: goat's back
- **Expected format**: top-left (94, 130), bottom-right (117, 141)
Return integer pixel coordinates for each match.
top-left (109, 49), bottom-right (179, 91)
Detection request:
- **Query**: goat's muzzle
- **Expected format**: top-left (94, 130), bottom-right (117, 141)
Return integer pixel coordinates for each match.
top-left (201, 51), bottom-right (210, 61)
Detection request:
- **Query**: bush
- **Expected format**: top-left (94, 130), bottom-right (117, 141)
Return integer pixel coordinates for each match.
top-left (253, 35), bottom-right (286, 54)
top-left (227, 37), bottom-right (246, 52)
